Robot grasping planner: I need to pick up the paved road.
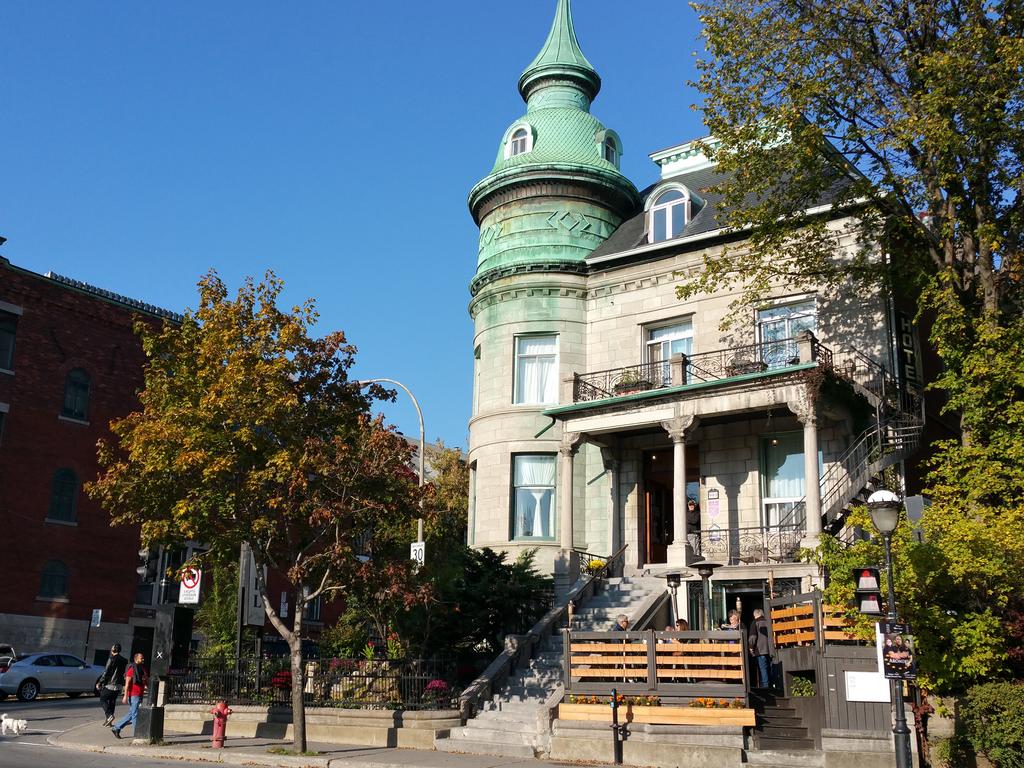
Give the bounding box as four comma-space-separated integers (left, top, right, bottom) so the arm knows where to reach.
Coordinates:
0, 696, 221, 768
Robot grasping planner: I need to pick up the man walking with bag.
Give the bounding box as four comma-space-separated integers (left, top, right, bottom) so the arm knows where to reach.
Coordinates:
95, 643, 128, 727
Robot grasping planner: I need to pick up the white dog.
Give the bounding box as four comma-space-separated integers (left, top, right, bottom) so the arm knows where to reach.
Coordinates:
1, 713, 28, 736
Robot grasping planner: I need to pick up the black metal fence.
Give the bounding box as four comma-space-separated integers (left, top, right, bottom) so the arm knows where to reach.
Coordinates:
166, 657, 459, 710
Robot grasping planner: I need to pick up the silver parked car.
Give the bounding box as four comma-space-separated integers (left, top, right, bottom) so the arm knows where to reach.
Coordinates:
0, 652, 105, 701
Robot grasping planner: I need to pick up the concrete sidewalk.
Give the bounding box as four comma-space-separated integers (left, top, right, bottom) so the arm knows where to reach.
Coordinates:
50, 722, 592, 768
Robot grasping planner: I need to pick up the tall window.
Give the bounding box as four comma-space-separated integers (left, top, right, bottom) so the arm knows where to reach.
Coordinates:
602, 136, 619, 165
761, 434, 806, 529
757, 299, 816, 368
62, 368, 90, 420
646, 321, 693, 384
514, 335, 558, 405
512, 454, 556, 540
39, 560, 69, 599
509, 128, 529, 156
0, 312, 16, 371
648, 189, 688, 242
48, 469, 78, 523
473, 345, 482, 415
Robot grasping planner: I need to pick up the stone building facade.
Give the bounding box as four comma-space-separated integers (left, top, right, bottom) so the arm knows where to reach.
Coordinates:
466, 0, 927, 628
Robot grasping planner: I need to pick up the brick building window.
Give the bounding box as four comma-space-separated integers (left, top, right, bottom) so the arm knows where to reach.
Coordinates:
39, 560, 69, 599
0, 312, 16, 371
62, 368, 91, 420
48, 469, 78, 523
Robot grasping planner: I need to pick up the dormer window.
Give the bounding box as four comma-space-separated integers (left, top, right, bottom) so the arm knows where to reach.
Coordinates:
595, 129, 622, 168
510, 129, 529, 156
602, 137, 618, 165
647, 186, 696, 243
503, 123, 535, 159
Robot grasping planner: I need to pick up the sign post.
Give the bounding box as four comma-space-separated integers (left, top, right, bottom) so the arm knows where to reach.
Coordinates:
178, 568, 202, 605
410, 541, 425, 568
84, 608, 102, 661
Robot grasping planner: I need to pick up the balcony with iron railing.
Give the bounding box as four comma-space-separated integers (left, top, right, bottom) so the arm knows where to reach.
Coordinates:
572, 335, 832, 403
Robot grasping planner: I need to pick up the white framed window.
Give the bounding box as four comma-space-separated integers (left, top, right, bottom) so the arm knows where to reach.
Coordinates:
602, 136, 619, 165
647, 188, 691, 242
0, 311, 17, 371
761, 433, 806, 529
646, 320, 693, 384
512, 454, 556, 540
504, 123, 534, 159
514, 335, 558, 405
757, 298, 816, 368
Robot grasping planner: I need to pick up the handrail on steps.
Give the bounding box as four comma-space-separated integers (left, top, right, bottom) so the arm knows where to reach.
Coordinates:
457, 544, 628, 720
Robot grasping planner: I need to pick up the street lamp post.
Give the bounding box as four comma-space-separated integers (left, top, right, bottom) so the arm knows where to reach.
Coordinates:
867, 489, 913, 768
694, 561, 722, 631
356, 377, 426, 538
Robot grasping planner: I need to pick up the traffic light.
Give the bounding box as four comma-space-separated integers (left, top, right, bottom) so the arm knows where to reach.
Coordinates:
137, 547, 158, 582
853, 567, 883, 615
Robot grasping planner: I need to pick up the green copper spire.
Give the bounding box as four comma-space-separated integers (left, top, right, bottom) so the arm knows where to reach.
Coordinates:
518, 0, 600, 105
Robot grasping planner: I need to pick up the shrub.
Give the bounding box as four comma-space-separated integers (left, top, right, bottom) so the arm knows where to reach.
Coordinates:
959, 681, 1024, 768
790, 674, 816, 697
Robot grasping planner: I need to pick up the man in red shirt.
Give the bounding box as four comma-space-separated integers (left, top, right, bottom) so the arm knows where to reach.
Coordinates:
111, 652, 148, 739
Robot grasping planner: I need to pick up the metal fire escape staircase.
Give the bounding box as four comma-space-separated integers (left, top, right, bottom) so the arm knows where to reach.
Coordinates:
789, 348, 926, 540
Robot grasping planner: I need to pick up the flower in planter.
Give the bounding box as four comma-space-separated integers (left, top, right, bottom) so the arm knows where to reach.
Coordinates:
422, 679, 451, 710
271, 670, 292, 691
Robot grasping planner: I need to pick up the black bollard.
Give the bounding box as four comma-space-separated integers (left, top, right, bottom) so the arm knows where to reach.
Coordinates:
610, 687, 625, 765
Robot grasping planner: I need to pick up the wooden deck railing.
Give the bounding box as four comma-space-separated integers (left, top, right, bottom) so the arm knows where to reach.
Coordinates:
771, 591, 859, 649
564, 629, 748, 699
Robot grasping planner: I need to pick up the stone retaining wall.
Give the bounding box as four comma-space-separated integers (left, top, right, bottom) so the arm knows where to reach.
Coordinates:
163, 704, 462, 749
550, 719, 746, 768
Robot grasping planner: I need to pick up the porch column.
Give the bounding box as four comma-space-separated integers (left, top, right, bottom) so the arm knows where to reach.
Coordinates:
558, 432, 583, 549
600, 446, 621, 558
788, 396, 822, 543
662, 415, 697, 566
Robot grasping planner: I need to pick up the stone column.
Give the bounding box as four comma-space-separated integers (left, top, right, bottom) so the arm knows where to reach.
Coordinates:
788, 396, 822, 544
600, 446, 620, 558
662, 415, 697, 566
558, 432, 583, 549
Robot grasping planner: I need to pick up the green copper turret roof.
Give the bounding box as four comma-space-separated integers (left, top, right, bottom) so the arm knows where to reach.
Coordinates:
519, 0, 600, 102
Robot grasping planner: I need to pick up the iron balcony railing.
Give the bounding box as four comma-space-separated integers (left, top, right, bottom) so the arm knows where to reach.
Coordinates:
573, 337, 832, 403
693, 524, 805, 566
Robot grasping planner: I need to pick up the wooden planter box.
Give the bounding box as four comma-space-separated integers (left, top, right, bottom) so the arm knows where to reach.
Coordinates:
558, 702, 755, 727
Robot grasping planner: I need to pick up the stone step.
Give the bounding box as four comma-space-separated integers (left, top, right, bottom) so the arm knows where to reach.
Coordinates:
497, 687, 558, 702
449, 726, 536, 746
469, 709, 540, 726
757, 716, 802, 728
436, 736, 537, 759
759, 725, 810, 739
752, 735, 816, 751
744, 747, 824, 766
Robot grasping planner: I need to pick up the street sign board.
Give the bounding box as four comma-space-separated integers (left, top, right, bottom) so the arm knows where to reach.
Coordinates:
410, 541, 425, 566
90, 608, 102, 628
178, 568, 202, 605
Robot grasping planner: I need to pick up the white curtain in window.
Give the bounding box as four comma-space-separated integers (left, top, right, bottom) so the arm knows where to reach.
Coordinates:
514, 455, 555, 538
763, 433, 805, 499
516, 336, 557, 404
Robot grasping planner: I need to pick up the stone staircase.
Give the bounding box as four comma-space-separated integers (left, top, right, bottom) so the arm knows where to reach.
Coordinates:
751, 694, 815, 752
435, 575, 667, 758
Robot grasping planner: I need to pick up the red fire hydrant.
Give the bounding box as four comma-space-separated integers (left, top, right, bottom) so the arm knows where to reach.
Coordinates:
210, 699, 233, 748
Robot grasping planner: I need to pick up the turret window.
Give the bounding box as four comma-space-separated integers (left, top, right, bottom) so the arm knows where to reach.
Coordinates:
510, 129, 529, 156
503, 123, 535, 159
602, 136, 618, 165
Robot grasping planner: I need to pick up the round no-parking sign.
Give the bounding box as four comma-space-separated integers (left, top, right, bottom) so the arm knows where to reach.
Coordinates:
178, 568, 202, 604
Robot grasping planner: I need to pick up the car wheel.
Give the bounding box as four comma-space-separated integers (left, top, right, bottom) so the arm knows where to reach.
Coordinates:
17, 679, 39, 702
66, 691, 82, 698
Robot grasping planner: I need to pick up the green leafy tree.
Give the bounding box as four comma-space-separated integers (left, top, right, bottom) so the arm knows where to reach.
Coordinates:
692, 0, 1024, 692
88, 271, 422, 751
193, 556, 239, 661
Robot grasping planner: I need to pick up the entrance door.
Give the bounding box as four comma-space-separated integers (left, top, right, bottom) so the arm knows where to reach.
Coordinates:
642, 446, 700, 565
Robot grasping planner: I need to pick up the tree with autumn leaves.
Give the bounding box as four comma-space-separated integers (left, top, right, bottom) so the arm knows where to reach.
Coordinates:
88, 271, 422, 752
690, 0, 1023, 694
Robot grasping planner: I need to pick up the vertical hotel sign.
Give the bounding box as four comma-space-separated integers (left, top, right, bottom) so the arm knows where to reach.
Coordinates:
895, 312, 923, 389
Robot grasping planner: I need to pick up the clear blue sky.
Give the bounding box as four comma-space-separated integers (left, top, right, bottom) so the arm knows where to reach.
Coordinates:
1, 1, 705, 449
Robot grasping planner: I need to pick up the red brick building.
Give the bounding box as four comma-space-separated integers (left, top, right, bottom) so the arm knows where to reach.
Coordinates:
0, 255, 181, 664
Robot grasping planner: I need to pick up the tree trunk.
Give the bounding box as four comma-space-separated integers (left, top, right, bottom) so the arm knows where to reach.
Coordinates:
290, 588, 306, 753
